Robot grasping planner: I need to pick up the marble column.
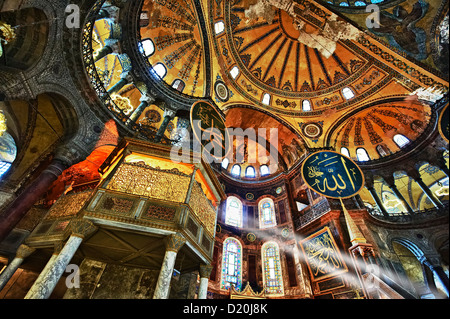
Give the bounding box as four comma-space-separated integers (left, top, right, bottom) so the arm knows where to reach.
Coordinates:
421, 257, 449, 297
25, 219, 97, 299
407, 169, 443, 209
107, 72, 132, 95
198, 264, 213, 299
384, 176, 414, 214
0, 160, 68, 243
0, 245, 35, 291
127, 93, 155, 124
365, 178, 389, 217
153, 233, 186, 299
154, 108, 177, 143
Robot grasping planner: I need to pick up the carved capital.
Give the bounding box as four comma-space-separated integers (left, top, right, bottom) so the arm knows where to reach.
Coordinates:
165, 233, 186, 253
68, 218, 97, 239
15, 244, 35, 259
199, 264, 213, 279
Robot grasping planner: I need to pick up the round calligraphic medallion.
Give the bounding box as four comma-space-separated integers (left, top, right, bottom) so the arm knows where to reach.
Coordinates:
438, 103, 449, 143
214, 81, 230, 102
246, 193, 254, 200
302, 122, 322, 139
247, 233, 256, 242
301, 151, 365, 199
190, 100, 230, 160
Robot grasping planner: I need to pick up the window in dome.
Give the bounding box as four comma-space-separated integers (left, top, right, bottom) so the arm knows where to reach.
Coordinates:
340, 147, 350, 157
221, 158, 230, 169
0, 162, 11, 179
221, 238, 242, 290
230, 66, 240, 79
171, 79, 185, 92
260, 165, 270, 176
354, 1, 366, 5
262, 242, 284, 296
376, 144, 390, 157
0, 132, 17, 180
231, 164, 241, 176
342, 87, 355, 100
262, 93, 271, 105
302, 100, 312, 111
245, 166, 256, 178
214, 21, 225, 35
339, 2, 350, 6
356, 147, 370, 162
140, 39, 155, 57
259, 198, 277, 229
393, 134, 410, 148
370, 0, 384, 3
152, 63, 167, 79
225, 196, 243, 228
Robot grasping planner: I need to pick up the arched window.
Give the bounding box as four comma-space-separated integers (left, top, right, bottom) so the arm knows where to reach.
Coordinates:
302, 100, 312, 111
225, 196, 243, 227
221, 158, 230, 169
0, 132, 17, 180
260, 165, 270, 176
339, 2, 349, 6
214, 21, 225, 35
340, 147, 350, 157
221, 237, 242, 290
153, 63, 167, 79
230, 66, 240, 79
140, 38, 155, 57
231, 164, 241, 176
262, 93, 271, 105
261, 242, 284, 296
356, 147, 370, 161
259, 198, 277, 228
171, 79, 185, 92
354, 1, 366, 5
376, 145, 390, 157
393, 134, 410, 148
245, 166, 256, 178
342, 87, 355, 100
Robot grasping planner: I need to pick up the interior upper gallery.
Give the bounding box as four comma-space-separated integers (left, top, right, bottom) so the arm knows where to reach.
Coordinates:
0, 0, 448, 300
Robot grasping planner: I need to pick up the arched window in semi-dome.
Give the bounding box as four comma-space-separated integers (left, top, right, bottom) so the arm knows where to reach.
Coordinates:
262, 93, 271, 105
140, 38, 155, 57
221, 158, 230, 169
171, 79, 185, 92
259, 198, 277, 229
245, 166, 256, 178
356, 147, 370, 162
214, 21, 225, 35
231, 164, 241, 176
261, 241, 284, 296
342, 87, 355, 100
225, 196, 243, 228
0, 131, 17, 180
376, 144, 390, 157
152, 62, 167, 79
260, 164, 270, 176
302, 100, 312, 111
230, 66, 240, 79
221, 237, 242, 290
340, 147, 350, 157
393, 134, 410, 148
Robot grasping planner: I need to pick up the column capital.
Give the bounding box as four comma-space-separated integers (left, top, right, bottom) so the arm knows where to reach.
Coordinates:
165, 233, 186, 253
139, 93, 156, 104
163, 108, 177, 119
15, 244, 35, 259
199, 264, 213, 279
67, 218, 97, 240
405, 168, 422, 181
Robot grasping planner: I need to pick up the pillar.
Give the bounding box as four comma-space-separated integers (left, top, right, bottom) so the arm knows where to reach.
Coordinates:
154, 108, 177, 143
153, 233, 186, 299
127, 93, 155, 124
198, 264, 213, 299
0, 245, 35, 291
25, 219, 97, 299
0, 160, 68, 243
365, 178, 389, 217
407, 169, 443, 209
107, 72, 132, 95
421, 257, 449, 297
384, 176, 414, 214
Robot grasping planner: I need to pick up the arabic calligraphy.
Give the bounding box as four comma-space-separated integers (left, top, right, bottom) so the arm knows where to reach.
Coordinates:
301, 227, 347, 281
301, 151, 364, 199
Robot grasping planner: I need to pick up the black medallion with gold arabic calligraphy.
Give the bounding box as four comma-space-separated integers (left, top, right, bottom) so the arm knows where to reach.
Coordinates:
301, 151, 365, 199
190, 100, 229, 160
438, 103, 449, 143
